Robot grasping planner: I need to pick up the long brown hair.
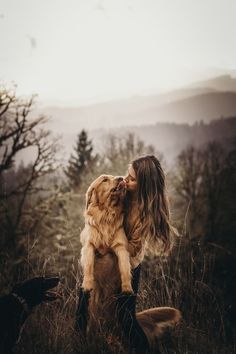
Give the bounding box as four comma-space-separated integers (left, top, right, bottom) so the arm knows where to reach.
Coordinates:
130, 155, 178, 252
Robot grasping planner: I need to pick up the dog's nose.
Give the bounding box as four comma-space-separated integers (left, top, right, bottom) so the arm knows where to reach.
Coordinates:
116, 176, 124, 182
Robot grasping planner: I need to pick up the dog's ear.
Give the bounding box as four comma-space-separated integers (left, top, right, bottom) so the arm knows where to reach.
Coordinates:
86, 187, 97, 209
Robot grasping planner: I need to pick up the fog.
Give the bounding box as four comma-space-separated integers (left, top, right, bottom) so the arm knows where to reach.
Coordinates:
1, 0, 236, 104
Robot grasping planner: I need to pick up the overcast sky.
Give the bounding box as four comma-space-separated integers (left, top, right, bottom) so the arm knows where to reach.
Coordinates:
0, 0, 236, 104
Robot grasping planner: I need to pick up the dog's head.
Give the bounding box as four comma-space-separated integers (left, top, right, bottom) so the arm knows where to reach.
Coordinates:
12, 276, 60, 308
86, 174, 126, 210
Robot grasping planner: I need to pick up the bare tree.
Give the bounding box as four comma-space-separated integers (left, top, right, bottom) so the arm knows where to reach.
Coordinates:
173, 146, 204, 236
0, 86, 59, 248
173, 142, 234, 242
201, 142, 225, 241
102, 132, 157, 175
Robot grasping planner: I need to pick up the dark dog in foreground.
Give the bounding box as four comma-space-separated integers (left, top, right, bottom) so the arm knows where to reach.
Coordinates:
0, 276, 60, 354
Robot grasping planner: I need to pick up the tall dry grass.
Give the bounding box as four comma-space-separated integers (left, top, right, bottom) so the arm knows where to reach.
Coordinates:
0, 236, 232, 354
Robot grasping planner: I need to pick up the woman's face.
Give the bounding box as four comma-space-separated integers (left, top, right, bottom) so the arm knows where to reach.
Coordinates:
124, 165, 138, 192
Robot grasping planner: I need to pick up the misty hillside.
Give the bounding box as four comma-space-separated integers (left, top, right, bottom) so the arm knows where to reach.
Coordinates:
149, 91, 236, 125
40, 76, 236, 132
42, 87, 213, 132
61, 117, 236, 165
189, 74, 236, 92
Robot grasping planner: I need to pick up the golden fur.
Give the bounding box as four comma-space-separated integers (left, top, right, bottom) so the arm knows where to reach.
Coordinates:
80, 174, 133, 293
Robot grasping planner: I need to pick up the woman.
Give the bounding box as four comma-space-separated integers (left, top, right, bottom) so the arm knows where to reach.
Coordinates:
76, 155, 178, 352
124, 154, 176, 265
118, 155, 178, 352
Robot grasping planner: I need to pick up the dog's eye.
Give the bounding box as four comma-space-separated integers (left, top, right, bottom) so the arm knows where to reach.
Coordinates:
102, 178, 108, 183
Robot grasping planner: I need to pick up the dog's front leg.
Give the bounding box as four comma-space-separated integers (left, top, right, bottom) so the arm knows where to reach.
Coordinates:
112, 243, 133, 294
81, 242, 95, 292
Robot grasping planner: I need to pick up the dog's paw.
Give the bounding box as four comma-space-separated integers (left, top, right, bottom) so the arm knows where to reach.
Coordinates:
82, 278, 94, 292
121, 284, 133, 294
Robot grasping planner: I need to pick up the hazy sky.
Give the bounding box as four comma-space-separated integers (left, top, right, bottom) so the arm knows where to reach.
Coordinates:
0, 0, 236, 104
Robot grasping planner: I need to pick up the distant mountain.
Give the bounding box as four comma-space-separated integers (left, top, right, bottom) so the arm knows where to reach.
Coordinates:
17, 75, 236, 166
42, 90, 236, 134
32, 75, 236, 165
38, 75, 236, 133
189, 75, 236, 92
147, 91, 236, 124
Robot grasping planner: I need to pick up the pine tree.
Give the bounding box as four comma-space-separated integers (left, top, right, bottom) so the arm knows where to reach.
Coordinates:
65, 130, 97, 189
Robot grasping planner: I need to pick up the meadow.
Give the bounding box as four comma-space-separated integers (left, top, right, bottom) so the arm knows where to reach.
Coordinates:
0, 90, 236, 353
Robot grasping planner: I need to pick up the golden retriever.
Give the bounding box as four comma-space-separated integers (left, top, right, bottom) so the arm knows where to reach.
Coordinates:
80, 174, 133, 293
